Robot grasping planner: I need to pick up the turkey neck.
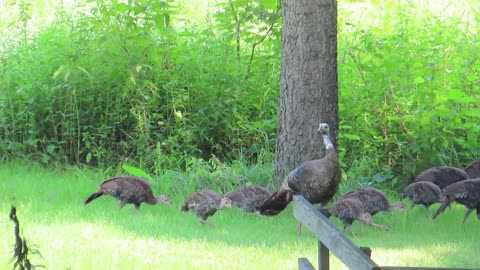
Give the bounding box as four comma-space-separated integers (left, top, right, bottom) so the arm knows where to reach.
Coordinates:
144, 191, 158, 205
322, 132, 333, 148
322, 134, 337, 159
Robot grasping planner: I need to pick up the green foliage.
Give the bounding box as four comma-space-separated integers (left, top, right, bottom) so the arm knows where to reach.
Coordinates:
0, 0, 479, 190
0, 0, 280, 170
337, 0, 480, 188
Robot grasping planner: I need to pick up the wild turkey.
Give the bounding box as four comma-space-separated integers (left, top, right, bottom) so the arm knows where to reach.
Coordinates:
84, 175, 171, 212
464, 160, 480, 179
225, 186, 272, 213
340, 187, 406, 216
415, 166, 469, 190
433, 178, 480, 222
181, 189, 232, 227
329, 198, 390, 236
257, 123, 341, 235
403, 181, 443, 209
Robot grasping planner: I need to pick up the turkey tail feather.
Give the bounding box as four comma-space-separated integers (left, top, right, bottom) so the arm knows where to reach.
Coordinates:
84, 191, 104, 205
257, 189, 291, 216
433, 196, 455, 219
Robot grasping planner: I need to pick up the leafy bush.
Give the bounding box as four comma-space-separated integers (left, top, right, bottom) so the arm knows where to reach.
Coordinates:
0, 0, 280, 169
0, 0, 478, 190
337, 1, 479, 189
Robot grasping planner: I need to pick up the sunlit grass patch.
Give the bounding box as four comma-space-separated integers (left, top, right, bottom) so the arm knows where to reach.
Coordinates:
1, 162, 479, 269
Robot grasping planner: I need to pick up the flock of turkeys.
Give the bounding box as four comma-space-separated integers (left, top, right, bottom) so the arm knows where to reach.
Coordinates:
83, 123, 480, 234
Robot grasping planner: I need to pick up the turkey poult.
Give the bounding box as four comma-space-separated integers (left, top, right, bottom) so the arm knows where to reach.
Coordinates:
329, 198, 390, 236
225, 186, 272, 213
464, 160, 480, 179
84, 176, 172, 212
403, 181, 443, 209
415, 166, 469, 190
257, 123, 341, 235
181, 189, 233, 227
340, 187, 406, 216
433, 179, 480, 223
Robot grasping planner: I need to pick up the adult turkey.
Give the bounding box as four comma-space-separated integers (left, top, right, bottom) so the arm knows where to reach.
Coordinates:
257, 123, 341, 235
340, 187, 406, 216
403, 181, 443, 209
181, 189, 232, 227
225, 186, 272, 213
415, 166, 469, 190
329, 198, 390, 236
464, 160, 480, 179
433, 178, 480, 223
84, 175, 171, 212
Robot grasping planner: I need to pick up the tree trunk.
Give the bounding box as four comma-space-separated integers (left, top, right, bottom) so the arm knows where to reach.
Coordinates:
274, 0, 338, 186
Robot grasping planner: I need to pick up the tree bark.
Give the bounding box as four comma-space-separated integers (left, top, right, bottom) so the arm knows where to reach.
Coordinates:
274, 0, 338, 186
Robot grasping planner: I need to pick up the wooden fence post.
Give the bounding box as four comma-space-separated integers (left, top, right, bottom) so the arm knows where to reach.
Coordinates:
293, 195, 380, 270
318, 241, 329, 270
293, 195, 478, 270
299, 257, 316, 270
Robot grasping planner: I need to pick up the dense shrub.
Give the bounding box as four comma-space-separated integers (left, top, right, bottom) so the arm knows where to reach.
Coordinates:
0, 0, 280, 170
0, 0, 478, 189
337, 1, 479, 188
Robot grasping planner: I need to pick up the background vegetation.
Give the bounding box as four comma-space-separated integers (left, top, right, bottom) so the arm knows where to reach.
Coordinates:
0, 0, 479, 186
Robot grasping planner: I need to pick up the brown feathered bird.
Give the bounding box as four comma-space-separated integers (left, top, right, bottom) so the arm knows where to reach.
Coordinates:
403, 181, 443, 210
415, 166, 469, 190
329, 198, 390, 236
225, 186, 271, 213
464, 160, 480, 179
257, 123, 341, 235
181, 189, 232, 227
84, 176, 171, 212
340, 187, 406, 216
433, 178, 480, 222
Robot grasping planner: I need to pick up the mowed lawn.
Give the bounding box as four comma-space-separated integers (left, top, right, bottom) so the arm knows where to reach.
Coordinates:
1, 163, 479, 269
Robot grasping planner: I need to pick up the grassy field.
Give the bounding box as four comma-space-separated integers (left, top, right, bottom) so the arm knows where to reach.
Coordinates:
1, 163, 479, 270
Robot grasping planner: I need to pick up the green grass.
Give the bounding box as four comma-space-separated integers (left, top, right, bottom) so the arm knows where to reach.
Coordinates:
1, 162, 479, 269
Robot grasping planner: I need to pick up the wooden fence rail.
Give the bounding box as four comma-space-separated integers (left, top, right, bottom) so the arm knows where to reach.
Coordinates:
292, 195, 476, 270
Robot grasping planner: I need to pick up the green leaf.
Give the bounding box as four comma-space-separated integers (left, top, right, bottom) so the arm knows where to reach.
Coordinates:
46, 145, 56, 154
115, 3, 130, 13
52, 65, 64, 79
413, 76, 425, 84
154, 14, 165, 31
343, 134, 361, 140
122, 164, 153, 182
174, 110, 183, 121
262, 0, 277, 9
76, 65, 91, 78
372, 173, 388, 183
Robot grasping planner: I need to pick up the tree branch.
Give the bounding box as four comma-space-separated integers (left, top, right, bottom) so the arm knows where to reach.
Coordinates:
245, 15, 279, 80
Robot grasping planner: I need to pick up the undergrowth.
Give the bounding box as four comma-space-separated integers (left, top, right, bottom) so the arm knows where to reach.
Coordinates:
0, 0, 479, 190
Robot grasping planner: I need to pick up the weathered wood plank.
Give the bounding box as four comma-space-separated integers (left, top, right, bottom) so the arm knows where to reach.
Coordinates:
293, 195, 379, 270
298, 257, 316, 270
380, 267, 478, 270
